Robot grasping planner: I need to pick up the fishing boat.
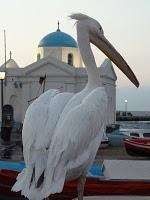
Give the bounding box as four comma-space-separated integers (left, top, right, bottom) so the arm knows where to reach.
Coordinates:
0, 160, 25, 172
122, 129, 150, 139
0, 169, 150, 199
107, 129, 150, 147
1, 160, 150, 199
99, 133, 109, 148
124, 138, 150, 157
107, 132, 128, 146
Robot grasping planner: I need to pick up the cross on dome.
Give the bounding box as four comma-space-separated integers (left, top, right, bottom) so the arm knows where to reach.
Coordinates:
57, 21, 60, 32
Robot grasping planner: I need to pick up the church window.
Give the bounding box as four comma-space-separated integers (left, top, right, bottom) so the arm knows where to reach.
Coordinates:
68, 53, 73, 66
37, 53, 41, 60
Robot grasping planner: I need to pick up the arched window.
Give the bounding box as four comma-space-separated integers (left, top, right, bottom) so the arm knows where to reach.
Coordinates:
68, 53, 73, 66
37, 53, 41, 61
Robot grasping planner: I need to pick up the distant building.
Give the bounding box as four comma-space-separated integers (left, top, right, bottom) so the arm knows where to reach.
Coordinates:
116, 110, 150, 121
0, 25, 117, 125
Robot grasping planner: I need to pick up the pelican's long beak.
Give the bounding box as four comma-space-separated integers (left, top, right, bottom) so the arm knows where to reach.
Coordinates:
90, 34, 139, 87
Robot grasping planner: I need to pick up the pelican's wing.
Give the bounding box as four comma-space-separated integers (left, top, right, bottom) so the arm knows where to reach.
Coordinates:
22, 90, 74, 160
22, 89, 60, 157
12, 89, 74, 198
41, 87, 108, 197
12, 89, 60, 194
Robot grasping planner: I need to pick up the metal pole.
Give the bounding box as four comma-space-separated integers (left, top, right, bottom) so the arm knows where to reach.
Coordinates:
4, 30, 7, 86
1, 79, 4, 130
1, 79, 3, 112
125, 100, 128, 116
0, 73, 5, 141
4, 30, 6, 73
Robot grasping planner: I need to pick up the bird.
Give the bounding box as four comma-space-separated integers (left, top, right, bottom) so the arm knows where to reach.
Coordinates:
12, 13, 139, 200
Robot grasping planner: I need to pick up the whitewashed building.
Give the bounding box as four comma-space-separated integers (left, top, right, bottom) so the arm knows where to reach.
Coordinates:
0, 26, 117, 125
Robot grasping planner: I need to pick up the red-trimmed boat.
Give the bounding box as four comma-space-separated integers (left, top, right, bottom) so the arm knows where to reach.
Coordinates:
1, 169, 150, 199
124, 138, 150, 157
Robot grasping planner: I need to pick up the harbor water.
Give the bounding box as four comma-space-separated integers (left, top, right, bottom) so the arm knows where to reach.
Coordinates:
118, 121, 150, 130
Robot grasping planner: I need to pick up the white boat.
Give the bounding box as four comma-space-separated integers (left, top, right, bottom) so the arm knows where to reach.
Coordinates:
120, 129, 150, 139
99, 132, 109, 148
107, 129, 150, 146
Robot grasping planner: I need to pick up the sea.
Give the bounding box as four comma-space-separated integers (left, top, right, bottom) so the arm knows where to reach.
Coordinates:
118, 121, 150, 130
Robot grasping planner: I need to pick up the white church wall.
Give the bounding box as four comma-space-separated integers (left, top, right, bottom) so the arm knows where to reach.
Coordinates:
34, 47, 62, 62
9, 95, 22, 122
34, 47, 44, 61
2, 77, 23, 122
26, 63, 72, 77
21, 82, 31, 120
75, 78, 87, 92
1, 74, 116, 124
34, 47, 83, 68
43, 47, 62, 60
102, 83, 116, 124
0, 57, 116, 126
64, 81, 75, 93
61, 47, 82, 68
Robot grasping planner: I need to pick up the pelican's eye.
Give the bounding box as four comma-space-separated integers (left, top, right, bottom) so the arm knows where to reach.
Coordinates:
99, 26, 104, 34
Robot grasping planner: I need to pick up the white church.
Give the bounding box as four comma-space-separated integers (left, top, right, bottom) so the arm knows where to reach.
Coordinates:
0, 25, 117, 125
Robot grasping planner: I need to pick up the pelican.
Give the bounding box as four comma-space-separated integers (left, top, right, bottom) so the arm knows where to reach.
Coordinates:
12, 13, 139, 200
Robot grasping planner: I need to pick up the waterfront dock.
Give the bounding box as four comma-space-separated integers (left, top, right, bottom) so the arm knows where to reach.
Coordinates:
97, 145, 149, 161
0, 139, 148, 163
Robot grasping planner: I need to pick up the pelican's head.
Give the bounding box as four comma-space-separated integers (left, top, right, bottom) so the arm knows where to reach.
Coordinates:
69, 13, 139, 88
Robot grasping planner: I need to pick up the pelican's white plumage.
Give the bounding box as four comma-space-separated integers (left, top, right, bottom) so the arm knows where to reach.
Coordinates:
12, 13, 139, 200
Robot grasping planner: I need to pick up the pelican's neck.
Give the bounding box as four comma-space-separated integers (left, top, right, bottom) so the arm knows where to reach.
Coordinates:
77, 28, 101, 89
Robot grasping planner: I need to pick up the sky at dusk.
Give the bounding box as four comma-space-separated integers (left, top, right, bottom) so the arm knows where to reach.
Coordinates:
0, 0, 149, 111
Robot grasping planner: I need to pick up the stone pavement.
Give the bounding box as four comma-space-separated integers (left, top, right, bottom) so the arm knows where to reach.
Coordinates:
0, 139, 23, 162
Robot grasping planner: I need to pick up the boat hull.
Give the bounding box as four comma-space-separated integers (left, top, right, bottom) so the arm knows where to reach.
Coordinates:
124, 139, 150, 157
1, 170, 150, 199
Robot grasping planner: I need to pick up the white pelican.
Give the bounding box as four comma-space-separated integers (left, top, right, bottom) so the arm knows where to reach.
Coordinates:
12, 13, 139, 200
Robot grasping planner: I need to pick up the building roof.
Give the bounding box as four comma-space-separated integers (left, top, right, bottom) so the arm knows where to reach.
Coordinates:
38, 30, 78, 48
0, 59, 19, 69
99, 59, 117, 81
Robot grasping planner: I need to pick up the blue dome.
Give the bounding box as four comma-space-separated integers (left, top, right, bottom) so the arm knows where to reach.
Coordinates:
38, 30, 77, 48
